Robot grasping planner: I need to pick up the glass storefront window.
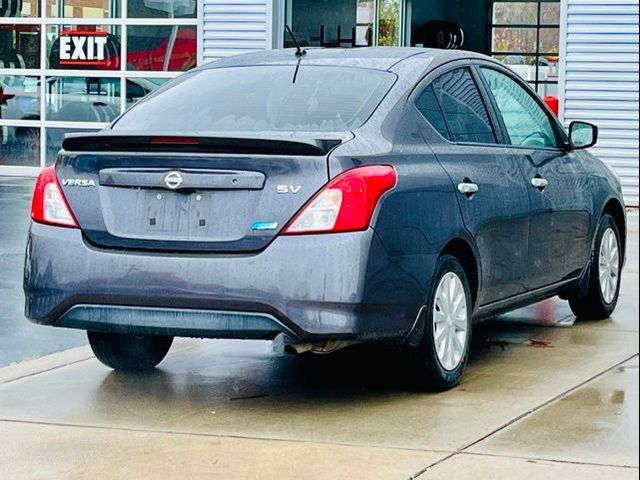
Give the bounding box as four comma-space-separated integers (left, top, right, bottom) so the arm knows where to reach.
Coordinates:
492, 2, 537, 24
0, 25, 41, 69
47, 25, 121, 70
536, 82, 558, 98
0, 125, 40, 166
46, 0, 120, 18
45, 76, 120, 122
0, 0, 40, 17
1, 0, 197, 168
539, 27, 559, 53
46, 127, 99, 164
494, 54, 538, 80
538, 55, 559, 83
285, 0, 386, 48
128, 0, 196, 19
356, 0, 374, 46
0, 75, 40, 120
377, 0, 401, 46
127, 25, 196, 71
495, 55, 559, 84
540, 3, 561, 24
492, 27, 537, 53
491, 1, 560, 95
126, 77, 168, 108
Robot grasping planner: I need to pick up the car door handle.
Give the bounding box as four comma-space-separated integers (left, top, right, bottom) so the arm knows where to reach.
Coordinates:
457, 181, 479, 197
531, 177, 549, 191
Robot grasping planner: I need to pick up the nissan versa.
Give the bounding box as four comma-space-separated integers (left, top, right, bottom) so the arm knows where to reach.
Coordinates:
24, 48, 626, 390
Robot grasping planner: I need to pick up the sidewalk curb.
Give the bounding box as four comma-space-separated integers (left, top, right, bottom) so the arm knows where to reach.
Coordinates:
0, 346, 94, 385
0, 338, 199, 385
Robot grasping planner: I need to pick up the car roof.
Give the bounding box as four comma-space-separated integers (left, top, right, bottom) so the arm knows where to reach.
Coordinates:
200, 47, 490, 72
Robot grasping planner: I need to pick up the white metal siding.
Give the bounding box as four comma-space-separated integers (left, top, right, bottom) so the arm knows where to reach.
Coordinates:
560, 0, 640, 206
201, 0, 272, 64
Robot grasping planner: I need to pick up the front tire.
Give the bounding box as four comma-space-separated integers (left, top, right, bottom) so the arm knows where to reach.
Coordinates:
409, 255, 472, 391
569, 214, 622, 320
87, 332, 173, 372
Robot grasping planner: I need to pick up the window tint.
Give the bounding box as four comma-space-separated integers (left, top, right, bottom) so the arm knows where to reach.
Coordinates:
481, 68, 557, 148
431, 68, 496, 144
416, 85, 450, 140
113, 66, 395, 133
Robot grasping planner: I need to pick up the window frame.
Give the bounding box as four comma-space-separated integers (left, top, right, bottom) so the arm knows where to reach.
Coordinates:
410, 62, 507, 148
474, 62, 569, 152
0, 0, 200, 173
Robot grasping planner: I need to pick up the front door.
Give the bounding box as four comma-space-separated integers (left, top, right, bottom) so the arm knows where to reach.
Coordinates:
479, 66, 593, 290
414, 66, 531, 306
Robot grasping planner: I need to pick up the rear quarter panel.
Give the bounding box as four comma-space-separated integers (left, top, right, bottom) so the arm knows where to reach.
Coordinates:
327, 97, 469, 330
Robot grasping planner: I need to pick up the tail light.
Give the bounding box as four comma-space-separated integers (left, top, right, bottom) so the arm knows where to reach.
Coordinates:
283, 165, 396, 235
31, 167, 78, 228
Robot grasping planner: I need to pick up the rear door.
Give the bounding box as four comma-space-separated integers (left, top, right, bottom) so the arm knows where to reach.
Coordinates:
414, 66, 531, 306
478, 66, 593, 289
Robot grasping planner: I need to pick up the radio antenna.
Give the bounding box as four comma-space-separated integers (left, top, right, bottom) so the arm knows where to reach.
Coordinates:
286, 25, 307, 58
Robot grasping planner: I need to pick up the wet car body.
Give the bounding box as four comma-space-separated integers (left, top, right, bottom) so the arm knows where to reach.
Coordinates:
24, 47, 626, 386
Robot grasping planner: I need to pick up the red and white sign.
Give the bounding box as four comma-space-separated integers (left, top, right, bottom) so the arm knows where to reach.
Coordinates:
59, 30, 109, 66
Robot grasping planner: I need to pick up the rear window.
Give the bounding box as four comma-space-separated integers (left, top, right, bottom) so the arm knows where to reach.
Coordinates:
113, 66, 396, 133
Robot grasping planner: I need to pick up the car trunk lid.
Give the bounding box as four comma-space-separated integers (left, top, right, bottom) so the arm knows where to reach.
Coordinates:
56, 132, 348, 252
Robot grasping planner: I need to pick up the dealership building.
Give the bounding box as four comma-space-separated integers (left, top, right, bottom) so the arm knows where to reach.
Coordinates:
1, 0, 638, 205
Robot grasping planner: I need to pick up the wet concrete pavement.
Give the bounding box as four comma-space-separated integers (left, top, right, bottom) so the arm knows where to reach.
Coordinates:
0, 177, 638, 478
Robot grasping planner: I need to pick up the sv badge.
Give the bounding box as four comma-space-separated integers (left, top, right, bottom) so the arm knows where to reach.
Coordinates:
276, 185, 302, 194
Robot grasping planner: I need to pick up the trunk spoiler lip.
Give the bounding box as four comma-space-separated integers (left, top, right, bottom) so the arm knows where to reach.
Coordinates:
61, 130, 354, 157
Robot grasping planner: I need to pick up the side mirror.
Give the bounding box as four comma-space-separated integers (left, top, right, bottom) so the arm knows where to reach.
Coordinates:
569, 121, 598, 150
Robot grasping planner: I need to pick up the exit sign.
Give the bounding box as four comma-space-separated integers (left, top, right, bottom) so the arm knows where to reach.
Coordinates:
59, 30, 109, 66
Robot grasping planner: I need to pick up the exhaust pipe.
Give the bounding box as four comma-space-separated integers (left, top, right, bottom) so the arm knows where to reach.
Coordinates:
283, 340, 358, 355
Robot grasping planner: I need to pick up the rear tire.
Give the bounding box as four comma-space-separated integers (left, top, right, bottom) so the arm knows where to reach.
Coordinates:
408, 255, 472, 391
87, 332, 173, 371
568, 214, 622, 320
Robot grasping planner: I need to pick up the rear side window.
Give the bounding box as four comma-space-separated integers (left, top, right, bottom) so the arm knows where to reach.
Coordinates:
416, 85, 451, 140
480, 68, 558, 149
429, 68, 497, 144
113, 66, 396, 133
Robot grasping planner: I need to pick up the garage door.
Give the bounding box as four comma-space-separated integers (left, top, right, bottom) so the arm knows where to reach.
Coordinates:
560, 0, 639, 206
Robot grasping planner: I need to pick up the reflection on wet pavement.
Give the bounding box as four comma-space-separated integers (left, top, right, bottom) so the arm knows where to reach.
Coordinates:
0, 178, 86, 367
471, 356, 639, 468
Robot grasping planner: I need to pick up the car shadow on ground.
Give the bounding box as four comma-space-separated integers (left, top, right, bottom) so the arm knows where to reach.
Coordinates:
92, 317, 571, 406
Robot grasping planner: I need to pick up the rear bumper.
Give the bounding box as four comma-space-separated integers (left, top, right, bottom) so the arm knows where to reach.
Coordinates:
24, 223, 432, 341
57, 305, 296, 340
